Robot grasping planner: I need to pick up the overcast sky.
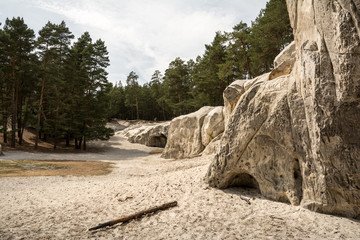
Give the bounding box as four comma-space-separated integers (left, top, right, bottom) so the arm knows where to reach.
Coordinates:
0, 0, 268, 85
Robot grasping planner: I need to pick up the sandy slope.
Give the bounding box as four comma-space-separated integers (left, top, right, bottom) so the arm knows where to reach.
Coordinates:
0, 132, 359, 239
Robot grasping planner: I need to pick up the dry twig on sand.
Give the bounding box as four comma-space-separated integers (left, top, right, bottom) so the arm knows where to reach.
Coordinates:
240, 196, 251, 205
88, 201, 178, 231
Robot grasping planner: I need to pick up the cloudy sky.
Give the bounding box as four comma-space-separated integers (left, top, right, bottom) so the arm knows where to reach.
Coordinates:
0, 0, 268, 85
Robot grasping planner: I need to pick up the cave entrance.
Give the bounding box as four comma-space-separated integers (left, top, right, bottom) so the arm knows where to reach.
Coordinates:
149, 134, 167, 148
229, 173, 260, 190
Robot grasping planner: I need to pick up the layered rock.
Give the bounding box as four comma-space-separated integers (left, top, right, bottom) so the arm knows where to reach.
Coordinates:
201, 106, 224, 146
207, 0, 360, 219
269, 41, 296, 80
161, 106, 224, 159
223, 73, 269, 127
122, 122, 170, 148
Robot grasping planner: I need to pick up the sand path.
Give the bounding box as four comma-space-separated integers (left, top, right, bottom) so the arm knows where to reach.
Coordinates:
0, 132, 359, 239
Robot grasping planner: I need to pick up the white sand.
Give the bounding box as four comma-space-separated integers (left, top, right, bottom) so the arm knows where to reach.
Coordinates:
1, 132, 359, 239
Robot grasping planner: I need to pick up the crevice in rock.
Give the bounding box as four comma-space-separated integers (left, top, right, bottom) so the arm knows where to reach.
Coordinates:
346, 0, 360, 39
149, 134, 167, 148
228, 172, 260, 191
278, 194, 291, 204
293, 158, 303, 203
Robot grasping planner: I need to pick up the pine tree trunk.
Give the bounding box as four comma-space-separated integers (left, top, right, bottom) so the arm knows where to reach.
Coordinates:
135, 95, 139, 119
17, 96, 23, 145
83, 136, 86, 150
66, 132, 70, 147
78, 137, 83, 149
35, 76, 46, 149
1, 88, 8, 143
21, 97, 29, 144
53, 102, 59, 150
11, 58, 17, 148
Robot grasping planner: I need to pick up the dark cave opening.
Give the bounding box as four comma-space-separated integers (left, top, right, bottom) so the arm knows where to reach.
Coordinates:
229, 173, 260, 190
149, 134, 167, 148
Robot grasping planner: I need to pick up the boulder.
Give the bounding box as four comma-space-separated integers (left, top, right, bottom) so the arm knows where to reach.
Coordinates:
269, 41, 296, 80
122, 122, 169, 148
207, 75, 301, 205
161, 106, 215, 159
202, 134, 222, 156
207, 0, 360, 219
223, 73, 269, 127
201, 106, 224, 147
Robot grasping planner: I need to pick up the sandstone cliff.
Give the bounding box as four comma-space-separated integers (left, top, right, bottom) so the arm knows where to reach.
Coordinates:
206, 0, 360, 219
161, 106, 224, 159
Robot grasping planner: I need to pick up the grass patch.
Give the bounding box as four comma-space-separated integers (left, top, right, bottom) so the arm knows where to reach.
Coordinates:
0, 160, 114, 177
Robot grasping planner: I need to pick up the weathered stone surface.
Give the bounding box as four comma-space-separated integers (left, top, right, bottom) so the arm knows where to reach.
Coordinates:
207, 75, 302, 205
269, 41, 296, 80
201, 106, 224, 147
0, 144, 3, 156
161, 106, 215, 159
286, 0, 360, 218
207, 0, 360, 219
122, 122, 169, 148
202, 134, 222, 155
223, 73, 269, 127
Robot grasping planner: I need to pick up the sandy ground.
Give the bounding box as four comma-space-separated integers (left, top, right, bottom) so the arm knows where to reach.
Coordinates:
0, 132, 359, 239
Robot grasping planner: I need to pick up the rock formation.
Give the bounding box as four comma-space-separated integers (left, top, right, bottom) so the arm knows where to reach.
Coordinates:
201, 106, 224, 147
207, 0, 360, 219
162, 106, 224, 159
0, 143, 3, 156
269, 41, 295, 80
122, 122, 170, 148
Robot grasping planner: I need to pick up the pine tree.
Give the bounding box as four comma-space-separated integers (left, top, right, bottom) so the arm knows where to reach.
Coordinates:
35, 21, 74, 149
125, 71, 140, 119
248, 0, 293, 76
2, 17, 35, 148
163, 57, 192, 116
70, 33, 112, 150
191, 32, 227, 107
219, 22, 251, 80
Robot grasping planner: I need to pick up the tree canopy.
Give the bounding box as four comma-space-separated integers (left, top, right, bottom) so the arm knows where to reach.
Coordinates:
0, 18, 113, 150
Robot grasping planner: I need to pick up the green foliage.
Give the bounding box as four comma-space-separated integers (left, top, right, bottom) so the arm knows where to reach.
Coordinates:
248, 0, 293, 77
162, 57, 194, 116
191, 32, 227, 107
0, 19, 113, 150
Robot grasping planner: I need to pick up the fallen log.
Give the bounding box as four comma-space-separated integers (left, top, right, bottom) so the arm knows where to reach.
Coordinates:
88, 201, 178, 231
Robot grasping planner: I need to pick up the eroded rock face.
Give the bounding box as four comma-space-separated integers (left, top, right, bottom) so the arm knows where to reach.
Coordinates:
207, 75, 302, 205
269, 41, 296, 80
122, 122, 170, 148
223, 73, 270, 127
201, 106, 224, 147
207, 0, 360, 218
287, 0, 360, 217
161, 106, 216, 159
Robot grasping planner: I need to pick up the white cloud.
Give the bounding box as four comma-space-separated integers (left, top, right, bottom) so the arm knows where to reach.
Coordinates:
16, 0, 268, 84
